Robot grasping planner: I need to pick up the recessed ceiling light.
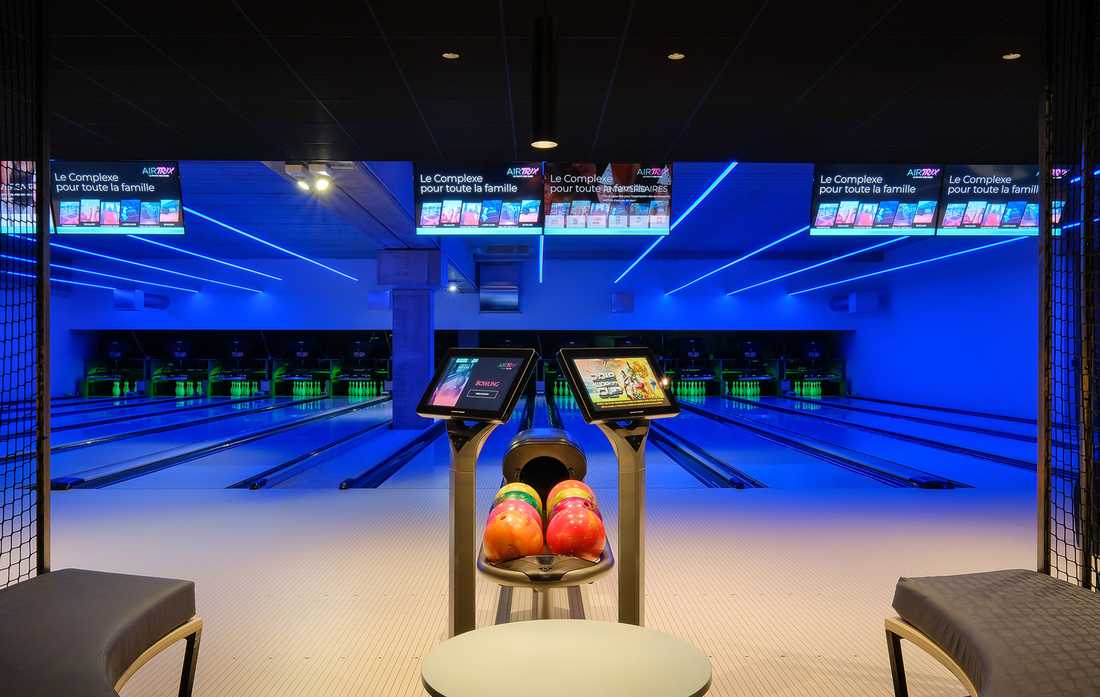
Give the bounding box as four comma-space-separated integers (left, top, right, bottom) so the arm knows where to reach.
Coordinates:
1002, 52, 1022, 60
295, 179, 310, 192
442, 52, 460, 60
667, 52, 686, 61
531, 139, 558, 149
447, 282, 459, 293
314, 177, 331, 192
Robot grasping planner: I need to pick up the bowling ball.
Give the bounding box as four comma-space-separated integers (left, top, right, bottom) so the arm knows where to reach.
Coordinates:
547, 479, 594, 508
547, 485, 595, 514
545, 506, 605, 562
483, 500, 544, 563
494, 482, 543, 517
548, 496, 601, 525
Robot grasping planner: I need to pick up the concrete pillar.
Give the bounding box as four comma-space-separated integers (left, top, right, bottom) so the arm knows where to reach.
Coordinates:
378, 250, 440, 429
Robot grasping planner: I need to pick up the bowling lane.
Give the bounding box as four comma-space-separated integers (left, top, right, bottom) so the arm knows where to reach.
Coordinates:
111, 401, 394, 489
50, 396, 267, 430
270, 419, 429, 489
699, 397, 1033, 489
662, 409, 884, 488
793, 395, 1035, 440
556, 405, 704, 489
52, 396, 304, 447
50, 397, 350, 478
753, 396, 1035, 462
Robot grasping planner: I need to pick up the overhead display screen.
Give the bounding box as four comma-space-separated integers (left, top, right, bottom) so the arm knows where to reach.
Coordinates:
571, 356, 670, 411
809, 165, 942, 236
1, 160, 36, 236
414, 163, 543, 236
427, 355, 528, 411
936, 165, 1050, 236
50, 161, 184, 235
544, 163, 672, 236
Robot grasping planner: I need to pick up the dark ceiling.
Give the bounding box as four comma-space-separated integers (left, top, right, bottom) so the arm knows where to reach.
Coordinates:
49, 0, 1040, 164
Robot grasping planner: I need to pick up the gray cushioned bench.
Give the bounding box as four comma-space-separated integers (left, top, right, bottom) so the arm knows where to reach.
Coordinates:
886, 568, 1100, 697
0, 568, 201, 697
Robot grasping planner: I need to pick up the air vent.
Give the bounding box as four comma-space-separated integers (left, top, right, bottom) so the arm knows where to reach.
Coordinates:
484, 244, 530, 256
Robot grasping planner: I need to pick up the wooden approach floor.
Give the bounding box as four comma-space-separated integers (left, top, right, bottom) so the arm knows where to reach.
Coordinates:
52, 485, 1034, 697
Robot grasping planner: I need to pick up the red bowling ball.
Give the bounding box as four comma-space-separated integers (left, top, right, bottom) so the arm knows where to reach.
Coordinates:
547, 495, 602, 525
545, 505, 605, 562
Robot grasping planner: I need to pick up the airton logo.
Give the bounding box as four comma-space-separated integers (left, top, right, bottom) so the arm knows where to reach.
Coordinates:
637, 167, 669, 177
498, 361, 519, 369
506, 166, 540, 178
1052, 168, 1070, 179
142, 165, 176, 178
906, 167, 941, 179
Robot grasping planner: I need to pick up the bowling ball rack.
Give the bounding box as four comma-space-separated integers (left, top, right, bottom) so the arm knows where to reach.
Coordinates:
478, 543, 614, 621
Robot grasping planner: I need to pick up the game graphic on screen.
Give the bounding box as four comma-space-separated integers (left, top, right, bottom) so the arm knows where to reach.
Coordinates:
427, 355, 527, 412
0, 160, 36, 235
937, 165, 1041, 236
571, 357, 670, 412
544, 162, 672, 236
414, 163, 543, 235
810, 165, 941, 236
51, 161, 185, 235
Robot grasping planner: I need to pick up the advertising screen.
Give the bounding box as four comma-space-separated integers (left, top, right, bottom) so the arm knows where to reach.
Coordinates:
938, 165, 1067, 236
50, 161, 184, 235
415, 163, 543, 235
1, 160, 36, 236
809, 165, 942, 236
571, 356, 670, 411
544, 163, 672, 235
427, 355, 528, 412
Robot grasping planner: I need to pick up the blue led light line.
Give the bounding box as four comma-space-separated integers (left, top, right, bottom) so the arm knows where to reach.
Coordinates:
789, 236, 1028, 296
665, 225, 809, 295
127, 236, 282, 280
728, 237, 908, 295
538, 236, 545, 283
5, 270, 116, 291
184, 207, 358, 281
614, 161, 739, 284
51, 242, 261, 293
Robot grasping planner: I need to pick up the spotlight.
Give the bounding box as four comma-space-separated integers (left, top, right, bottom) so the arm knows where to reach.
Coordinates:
1002, 52, 1021, 60
442, 51, 460, 60
447, 282, 459, 293
667, 52, 685, 61
531, 15, 559, 150
314, 177, 331, 192
296, 179, 310, 192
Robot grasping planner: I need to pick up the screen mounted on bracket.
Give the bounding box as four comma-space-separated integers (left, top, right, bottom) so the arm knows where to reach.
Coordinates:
557, 347, 679, 423
417, 348, 537, 423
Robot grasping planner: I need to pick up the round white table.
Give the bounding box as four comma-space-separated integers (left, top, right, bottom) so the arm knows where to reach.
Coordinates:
422, 620, 712, 697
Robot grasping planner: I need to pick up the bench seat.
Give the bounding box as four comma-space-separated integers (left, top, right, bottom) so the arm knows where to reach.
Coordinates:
0, 568, 200, 697
889, 568, 1100, 696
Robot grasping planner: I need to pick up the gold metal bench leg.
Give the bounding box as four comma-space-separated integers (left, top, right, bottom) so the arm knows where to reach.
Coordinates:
886, 627, 909, 697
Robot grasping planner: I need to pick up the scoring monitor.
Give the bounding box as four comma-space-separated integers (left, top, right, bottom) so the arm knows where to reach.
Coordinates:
417, 348, 536, 422
557, 347, 679, 423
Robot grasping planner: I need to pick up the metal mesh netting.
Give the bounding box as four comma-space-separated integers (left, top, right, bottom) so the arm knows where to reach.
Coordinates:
0, 0, 44, 587
1040, 0, 1100, 588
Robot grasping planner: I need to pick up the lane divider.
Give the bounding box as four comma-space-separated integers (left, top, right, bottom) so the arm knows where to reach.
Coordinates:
339, 421, 445, 489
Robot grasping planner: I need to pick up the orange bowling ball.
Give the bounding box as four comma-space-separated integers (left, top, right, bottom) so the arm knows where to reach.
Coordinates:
546, 480, 596, 511
483, 499, 544, 563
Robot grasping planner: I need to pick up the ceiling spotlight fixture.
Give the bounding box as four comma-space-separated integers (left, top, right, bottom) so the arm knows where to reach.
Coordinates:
442, 51, 460, 60
1002, 52, 1022, 60
295, 179, 310, 192
447, 282, 459, 293
667, 51, 685, 61
530, 14, 559, 150
313, 177, 331, 192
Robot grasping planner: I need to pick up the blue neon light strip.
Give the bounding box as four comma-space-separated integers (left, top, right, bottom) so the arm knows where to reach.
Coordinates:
614, 161, 739, 284
789, 236, 1028, 296
51, 242, 261, 293
6, 270, 116, 291
127, 236, 282, 280
184, 207, 358, 281
53, 264, 198, 293
538, 236, 545, 283
728, 237, 908, 295
665, 225, 809, 295
1, 253, 198, 293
